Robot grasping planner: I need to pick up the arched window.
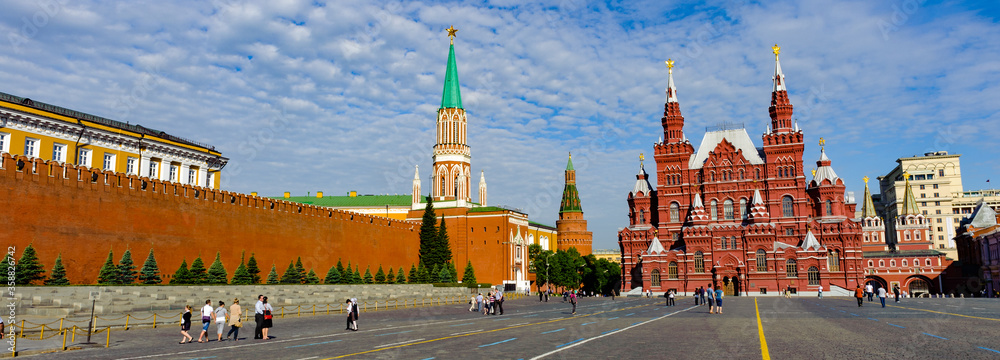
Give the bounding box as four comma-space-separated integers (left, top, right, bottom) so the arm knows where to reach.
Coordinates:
868, 260, 874, 267
740, 198, 748, 220
651, 269, 660, 286
711, 172, 716, 182
785, 259, 797, 277
710, 200, 718, 220
902, 259, 908, 267
739, 169, 745, 180
668, 262, 678, 279
828, 250, 840, 272
864, 234, 869, 243
670, 202, 680, 223
724, 199, 734, 220
731, 237, 738, 249
879, 260, 885, 267
721, 237, 728, 250
639, 210, 645, 224
915, 232, 921, 240
694, 252, 704, 273
440, 175, 446, 196
925, 259, 932, 266
756, 249, 767, 272
807, 266, 819, 285
890, 260, 896, 267
756, 168, 761, 179
825, 200, 833, 216
782, 196, 794, 217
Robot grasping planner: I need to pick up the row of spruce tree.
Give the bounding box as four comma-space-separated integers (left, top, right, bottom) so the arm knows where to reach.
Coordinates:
5, 197, 474, 286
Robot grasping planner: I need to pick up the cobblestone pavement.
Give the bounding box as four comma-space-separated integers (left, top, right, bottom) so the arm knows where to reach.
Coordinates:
21, 296, 1000, 359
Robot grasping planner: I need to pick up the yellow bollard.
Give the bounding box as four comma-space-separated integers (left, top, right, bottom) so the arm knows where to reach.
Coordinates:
375, 301, 378, 312
125, 314, 130, 330
11, 335, 15, 358
72, 325, 77, 342
40, 324, 44, 340
59, 318, 64, 333
19, 320, 24, 338
312, 304, 316, 316
106, 328, 111, 348
153, 314, 157, 329
297, 305, 300, 317
62, 329, 67, 351
280, 307, 284, 319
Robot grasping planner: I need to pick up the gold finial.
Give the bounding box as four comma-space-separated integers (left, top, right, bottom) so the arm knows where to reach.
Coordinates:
863, 176, 870, 184
772, 44, 781, 60
811, 168, 817, 177
902, 171, 909, 182
640, 153, 644, 163
446, 26, 458, 44
666, 59, 674, 73
569, 151, 572, 160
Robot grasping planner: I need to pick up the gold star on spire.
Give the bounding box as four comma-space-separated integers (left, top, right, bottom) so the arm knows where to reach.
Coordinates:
666, 59, 674, 73
446, 26, 458, 44
772, 44, 781, 60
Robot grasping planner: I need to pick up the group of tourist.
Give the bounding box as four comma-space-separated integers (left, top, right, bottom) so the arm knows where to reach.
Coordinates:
180, 295, 273, 344
469, 288, 504, 315
345, 298, 359, 331
691, 285, 724, 314
854, 283, 903, 308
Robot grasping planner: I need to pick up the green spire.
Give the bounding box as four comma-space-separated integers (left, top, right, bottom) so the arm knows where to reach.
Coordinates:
560, 153, 581, 213
901, 173, 920, 216
566, 152, 574, 171
440, 43, 463, 109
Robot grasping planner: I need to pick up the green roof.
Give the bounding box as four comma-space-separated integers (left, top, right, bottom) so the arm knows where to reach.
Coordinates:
559, 183, 582, 213
528, 220, 556, 230
566, 155, 574, 171
440, 43, 463, 109
276, 195, 422, 207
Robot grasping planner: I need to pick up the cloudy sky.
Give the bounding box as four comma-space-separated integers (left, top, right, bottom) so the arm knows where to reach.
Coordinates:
1, 0, 998, 250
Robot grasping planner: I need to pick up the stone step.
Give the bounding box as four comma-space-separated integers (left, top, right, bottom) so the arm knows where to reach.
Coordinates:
23, 306, 73, 317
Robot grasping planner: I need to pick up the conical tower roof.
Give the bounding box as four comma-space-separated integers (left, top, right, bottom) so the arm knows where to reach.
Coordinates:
900, 174, 921, 216
861, 176, 878, 218
560, 153, 582, 213
440, 28, 463, 109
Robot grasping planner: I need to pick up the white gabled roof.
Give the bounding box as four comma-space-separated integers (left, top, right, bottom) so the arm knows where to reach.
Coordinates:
813, 149, 840, 185
631, 163, 653, 196
688, 129, 765, 169
646, 236, 666, 255
800, 230, 824, 251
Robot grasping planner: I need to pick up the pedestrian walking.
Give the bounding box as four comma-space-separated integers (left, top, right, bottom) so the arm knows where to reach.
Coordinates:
471, 295, 478, 311
714, 287, 724, 314
667, 290, 675, 306
818, 285, 823, 299
197, 300, 213, 343
893, 285, 901, 303
496, 289, 505, 315
214, 300, 228, 342
706, 285, 715, 314
569, 291, 577, 314
254, 294, 265, 339
475, 293, 483, 313
345, 299, 358, 331
784, 286, 791, 299
855, 285, 864, 307
227, 298, 242, 341
700, 287, 707, 305
261, 296, 274, 339
351, 298, 360, 330
865, 283, 874, 302
878, 287, 887, 308
694, 287, 700, 305
179, 305, 193, 344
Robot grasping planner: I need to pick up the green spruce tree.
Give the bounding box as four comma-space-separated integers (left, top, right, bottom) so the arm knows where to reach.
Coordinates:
396, 266, 406, 284
246, 253, 261, 284
418, 197, 439, 267
336, 259, 345, 279
462, 260, 477, 285
207, 252, 228, 284
437, 265, 452, 283
324, 265, 341, 284
305, 269, 320, 284
16, 244, 46, 285
374, 265, 386, 283
407, 264, 418, 284
230, 252, 252, 285
385, 267, 395, 284
117, 250, 137, 285
188, 256, 208, 284
363, 265, 373, 284
437, 218, 452, 268
281, 261, 299, 284
416, 261, 429, 283
139, 249, 162, 284
170, 260, 191, 284
97, 250, 119, 285
0, 254, 13, 285
266, 264, 280, 284
44, 254, 69, 285
448, 262, 458, 283
345, 261, 353, 283
429, 264, 441, 283
352, 266, 362, 284
294, 257, 307, 284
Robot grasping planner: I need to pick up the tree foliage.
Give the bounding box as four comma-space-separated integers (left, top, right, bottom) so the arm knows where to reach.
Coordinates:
374, 265, 386, 283
418, 197, 438, 267
207, 252, 228, 284
294, 257, 307, 284
461, 260, 477, 285
116, 250, 137, 285
436, 218, 452, 267
44, 254, 69, 285
188, 256, 208, 284
305, 269, 320, 284
170, 260, 192, 284
16, 244, 46, 285
246, 253, 261, 284
280, 261, 300, 284
139, 249, 162, 285
396, 266, 406, 284
324, 265, 341, 284
231, 252, 253, 285
385, 267, 395, 284
407, 264, 418, 284
97, 250, 119, 285
265, 264, 280, 284
363, 265, 373, 284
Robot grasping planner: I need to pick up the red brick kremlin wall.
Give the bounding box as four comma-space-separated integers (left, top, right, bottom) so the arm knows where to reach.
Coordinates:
0, 153, 421, 284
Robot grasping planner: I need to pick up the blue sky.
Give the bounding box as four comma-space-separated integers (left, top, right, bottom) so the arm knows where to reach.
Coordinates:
1, 0, 998, 251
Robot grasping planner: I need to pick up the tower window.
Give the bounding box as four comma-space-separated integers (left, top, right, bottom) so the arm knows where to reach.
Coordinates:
825, 200, 833, 216
740, 198, 748, 220
670, 202, 679, 223
782, 196, 794, 217
710, 200, 718, 220
756, 249, 767, 272
786, 259, 798, 277
724, 199, 734, 220
694, 252, 704, 273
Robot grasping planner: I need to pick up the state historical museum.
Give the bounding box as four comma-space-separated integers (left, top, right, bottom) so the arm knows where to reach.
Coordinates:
619, 46, 864, 296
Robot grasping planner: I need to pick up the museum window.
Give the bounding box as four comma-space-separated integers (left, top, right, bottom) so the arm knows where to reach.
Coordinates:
879, 260, 885, 267
825, 200, 833, 216
785, 259, 797, 277
756, 168, 761, 180
828, 250, 840, 272
807, 267, 819, 285
670, 202, 680, 223
668, 262, 678, 279
651, 269, 660, 285
639, 209, 645, 224
890, 260, 896, 267
710, 200, 718, 220
782, 196, 794, 217
694, 252, 704, 273
720, 237, 727, 250
740, 198, 748, 220
926, 259, 931, 266
902, 259, 908, 267
868, 260, 874, 267
724, 199, 734, 220
756, 250, 767, 272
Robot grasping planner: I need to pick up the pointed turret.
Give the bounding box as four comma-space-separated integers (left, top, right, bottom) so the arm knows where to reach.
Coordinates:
631, 156, 653, 196
861, 176, 878, 219
478, 170, 487, 206
661, 59, 686, 143
441, 27, 462, 109
687, 193, 710, 224
560, 153, 582, 213
646, 234, 666, 255
768, 44, 794, 133
811, 139, 841, 186
800, 229, 823, 251
749, 189, 770, 222
432, 26, 472, 204
900, 173, 921, 216
412, 165, 421, 205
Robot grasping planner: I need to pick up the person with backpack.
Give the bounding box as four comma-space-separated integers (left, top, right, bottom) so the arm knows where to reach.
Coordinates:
569, 290, 577, 315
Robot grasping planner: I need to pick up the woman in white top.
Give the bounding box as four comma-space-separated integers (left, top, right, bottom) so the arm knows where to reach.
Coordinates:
197, 300, 213, 343
261, 296, 274, 340
214, 300, 229, 341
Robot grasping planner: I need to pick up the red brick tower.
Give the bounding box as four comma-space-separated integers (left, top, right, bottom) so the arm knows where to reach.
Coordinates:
556, 153, 593, 255
432, 26, 472, 205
